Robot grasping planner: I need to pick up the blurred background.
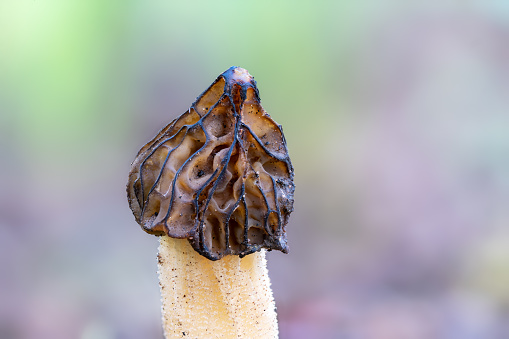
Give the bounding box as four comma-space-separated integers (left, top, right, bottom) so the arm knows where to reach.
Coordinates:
1, 1, 509, 338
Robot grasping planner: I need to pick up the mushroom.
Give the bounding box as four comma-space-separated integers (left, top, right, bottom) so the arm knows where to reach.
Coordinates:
127, 67, 294, 338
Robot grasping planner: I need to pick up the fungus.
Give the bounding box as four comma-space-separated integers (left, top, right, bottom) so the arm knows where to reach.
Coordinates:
127, 67, 294, 338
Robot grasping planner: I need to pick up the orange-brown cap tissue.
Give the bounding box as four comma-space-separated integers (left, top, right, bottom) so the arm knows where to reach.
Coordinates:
127, 67, 294, 260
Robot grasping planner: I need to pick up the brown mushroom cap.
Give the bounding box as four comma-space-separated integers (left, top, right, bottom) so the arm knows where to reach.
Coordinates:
127, 67, 294, 260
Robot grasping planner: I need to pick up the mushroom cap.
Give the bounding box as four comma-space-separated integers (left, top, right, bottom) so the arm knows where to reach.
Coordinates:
127, 67, 294, 260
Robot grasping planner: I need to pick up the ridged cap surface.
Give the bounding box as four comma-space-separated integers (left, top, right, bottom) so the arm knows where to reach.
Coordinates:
127, 67, 294, 260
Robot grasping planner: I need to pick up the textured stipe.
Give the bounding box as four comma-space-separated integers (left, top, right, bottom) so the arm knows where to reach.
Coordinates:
158, 236, 279, 338
127, 66, 295, 260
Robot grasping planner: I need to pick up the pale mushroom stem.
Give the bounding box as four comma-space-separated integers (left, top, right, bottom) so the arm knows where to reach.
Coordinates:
157, 236, 279, 339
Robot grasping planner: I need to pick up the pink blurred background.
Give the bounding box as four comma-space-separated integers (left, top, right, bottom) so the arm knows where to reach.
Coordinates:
1, 1, 509, 338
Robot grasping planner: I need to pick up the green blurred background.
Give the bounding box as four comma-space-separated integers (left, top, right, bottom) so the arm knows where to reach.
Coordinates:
2, 1, 509, 338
